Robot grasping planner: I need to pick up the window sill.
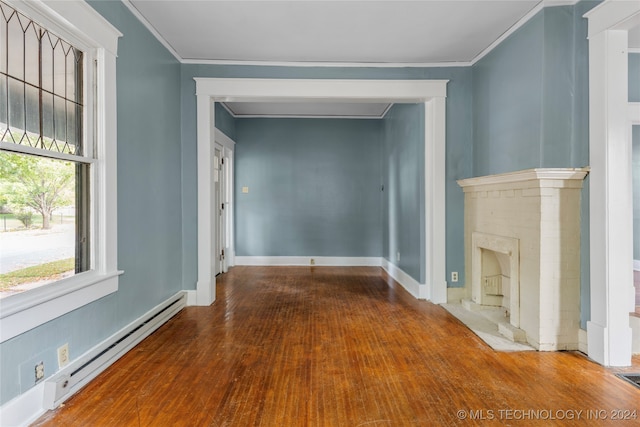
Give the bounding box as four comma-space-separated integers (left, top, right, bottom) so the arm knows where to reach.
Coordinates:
0, 270, 123, 342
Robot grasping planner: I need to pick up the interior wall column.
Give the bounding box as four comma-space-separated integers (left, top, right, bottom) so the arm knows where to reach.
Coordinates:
586, 22, 634, 366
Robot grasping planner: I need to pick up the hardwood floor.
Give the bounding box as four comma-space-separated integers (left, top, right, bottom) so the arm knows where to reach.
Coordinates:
34, 267, 640, 426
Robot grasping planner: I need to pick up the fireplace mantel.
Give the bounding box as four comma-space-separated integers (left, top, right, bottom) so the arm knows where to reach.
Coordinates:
457, 167, 589, 190
457, 167, 589, 351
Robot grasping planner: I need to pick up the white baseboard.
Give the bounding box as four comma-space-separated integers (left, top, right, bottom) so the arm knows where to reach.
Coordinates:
380, 258, 427, 300
630, 316, 640, 355
0, 382, 46, 427
234, 256, 382, 267
0, 291, 187, 427
634, 259, 640, 271
185, 290, 197, 306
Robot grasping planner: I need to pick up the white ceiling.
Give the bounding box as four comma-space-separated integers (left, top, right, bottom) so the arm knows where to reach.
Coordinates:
127, 0, 550, 65
125, 0, 638, 118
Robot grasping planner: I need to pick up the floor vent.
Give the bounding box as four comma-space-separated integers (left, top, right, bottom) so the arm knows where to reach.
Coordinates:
43, 292, 186, 409
616, 374, 640, 390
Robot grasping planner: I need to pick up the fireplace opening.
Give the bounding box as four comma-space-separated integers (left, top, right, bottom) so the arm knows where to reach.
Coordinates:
481, 249, 512, 316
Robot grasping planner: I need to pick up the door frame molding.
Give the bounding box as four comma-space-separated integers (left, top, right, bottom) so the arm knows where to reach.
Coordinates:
194, 78, 448, 305
585, 0, 640, 366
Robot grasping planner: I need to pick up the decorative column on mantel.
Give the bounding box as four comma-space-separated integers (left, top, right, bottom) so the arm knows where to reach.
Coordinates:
457, 168, 589, 351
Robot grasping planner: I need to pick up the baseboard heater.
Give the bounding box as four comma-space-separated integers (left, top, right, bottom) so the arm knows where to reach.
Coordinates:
43, 291, 186, 410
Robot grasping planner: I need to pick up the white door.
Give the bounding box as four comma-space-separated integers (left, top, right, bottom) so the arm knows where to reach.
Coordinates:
214, 147, 223, 275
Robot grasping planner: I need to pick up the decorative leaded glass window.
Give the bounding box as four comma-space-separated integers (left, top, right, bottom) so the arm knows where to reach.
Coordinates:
0, 0, 84, 155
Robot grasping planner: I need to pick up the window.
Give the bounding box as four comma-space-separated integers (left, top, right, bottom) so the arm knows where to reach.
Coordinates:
1, 1, 90, 297
0, 0, 121, 342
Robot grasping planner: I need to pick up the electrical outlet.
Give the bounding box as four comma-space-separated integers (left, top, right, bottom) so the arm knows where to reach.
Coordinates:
396, 252, 400, 262
310, 258, 315, 265
58, 343, 70, 368
451, 272, 459, 282
35, 361, 45, 383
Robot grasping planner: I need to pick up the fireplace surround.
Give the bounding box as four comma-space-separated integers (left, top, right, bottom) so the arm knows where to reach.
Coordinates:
458, 168, 589, 350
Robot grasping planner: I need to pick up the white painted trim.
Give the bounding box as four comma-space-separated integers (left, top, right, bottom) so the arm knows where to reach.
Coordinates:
634, 260, 640, 271
471, 2, 545, 65
234, 256, 381, 267
0, 382, 46, 427
457, 167, 590, 189
7, 0, 122, 56
381, 258, 428, 300
0, 273, 121, 342
185, 290, 198, 306
195, 78, 448, 102
214, 128, 236, 151
424, 97, 448, 304
630, 48, 640, 54
217, 113, 390, 120
182, 58, 473, 68
0, 292, 185, 427
630, 102, 640, 125
586, 0, 640, 367
195, 78, 448, 307
0, 0, 121, 343
584, 0, 640, 37
121, 0, 182, 62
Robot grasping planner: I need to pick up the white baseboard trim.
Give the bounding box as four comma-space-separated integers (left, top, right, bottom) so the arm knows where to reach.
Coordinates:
0, 382, 46, 427
0, 291, 187, 427
634, 259, 640, 271
185, 290, 197, 306
234, 256, 382, 267
380, 258, 428, 300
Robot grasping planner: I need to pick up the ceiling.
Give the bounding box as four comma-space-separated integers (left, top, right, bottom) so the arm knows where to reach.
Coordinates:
127, 0, 550, 65
124, 1, 637, 118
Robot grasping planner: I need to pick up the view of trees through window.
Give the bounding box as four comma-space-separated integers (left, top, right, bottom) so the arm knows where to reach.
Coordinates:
0, 150, 78, 297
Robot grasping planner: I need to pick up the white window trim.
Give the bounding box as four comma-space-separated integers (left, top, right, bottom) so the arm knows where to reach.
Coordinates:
0, 0, 122, 343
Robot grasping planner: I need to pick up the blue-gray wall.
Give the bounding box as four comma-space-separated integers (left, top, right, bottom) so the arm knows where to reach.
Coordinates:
1, 1, 183, 405
382, 104, 425, 282
472, 3, 597, 328
630, 53, 640, 103
215, 103, 237, 141
234, 118, 382, 257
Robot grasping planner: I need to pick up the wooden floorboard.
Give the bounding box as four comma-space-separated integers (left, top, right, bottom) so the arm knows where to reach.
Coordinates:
34, 266, 640, 426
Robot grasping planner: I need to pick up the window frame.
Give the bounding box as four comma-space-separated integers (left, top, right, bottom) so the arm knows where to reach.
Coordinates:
0, 0, 122, 342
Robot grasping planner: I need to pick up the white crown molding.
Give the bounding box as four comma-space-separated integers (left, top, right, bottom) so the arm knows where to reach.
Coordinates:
181, 58, 472, 68
121, 0, 182, 62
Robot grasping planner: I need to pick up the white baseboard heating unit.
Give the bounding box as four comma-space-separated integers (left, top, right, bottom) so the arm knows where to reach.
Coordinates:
43, 292, 186, 409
